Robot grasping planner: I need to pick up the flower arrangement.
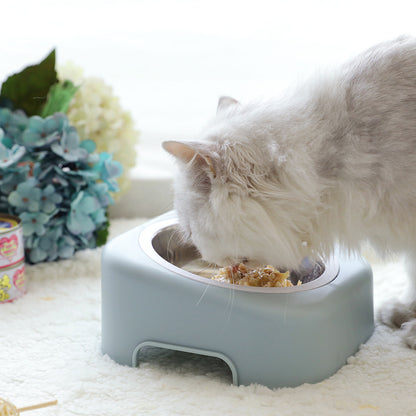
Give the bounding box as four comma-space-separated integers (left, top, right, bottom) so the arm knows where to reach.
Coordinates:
58, 63, 138, 197
0, 50, 129, 263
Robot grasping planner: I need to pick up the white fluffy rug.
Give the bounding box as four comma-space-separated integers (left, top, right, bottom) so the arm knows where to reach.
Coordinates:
1, 217, 416, 416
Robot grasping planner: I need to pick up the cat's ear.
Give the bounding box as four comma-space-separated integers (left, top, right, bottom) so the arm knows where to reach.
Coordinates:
217, 96, 239, 113
162, 140, 217, 178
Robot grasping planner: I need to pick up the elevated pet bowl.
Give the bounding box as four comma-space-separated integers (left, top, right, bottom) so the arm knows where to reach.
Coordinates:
101, 211, 374, 389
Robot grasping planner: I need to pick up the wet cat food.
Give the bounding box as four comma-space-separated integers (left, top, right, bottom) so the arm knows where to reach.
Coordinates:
212, 263, 300, 287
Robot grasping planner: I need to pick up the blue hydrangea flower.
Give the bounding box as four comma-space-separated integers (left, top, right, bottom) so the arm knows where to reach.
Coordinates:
61, 164, 98, 183
0, 108, 12, 126
0, 168, 29, 195
74, 231, 96, 249
37, 165, 69, 187
8, 178, 41, 212
20, 212, 50, 236
93, 152, 123, 191
57, 234, 77, 259
0, 108, 28, 144
66, 191, 101, 235
40, 184, 63, 213
21, 113, 66, 147
80, 139, 96, 153
51, 126, 89, 161
0, 103, 122, 263
91, 207, 106, 226
89, 182, 114, 206
26, 226, 77, 263
27, 228, 60, 263
27, 244, 48, 263
0, 132, 26, 168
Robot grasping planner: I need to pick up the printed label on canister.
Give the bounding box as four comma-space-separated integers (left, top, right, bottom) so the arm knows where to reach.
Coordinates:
0, 260, 25, 303
0, 214, 24, 268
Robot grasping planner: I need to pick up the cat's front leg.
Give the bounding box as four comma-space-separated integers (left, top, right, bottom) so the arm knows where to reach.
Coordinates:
378, 300, 416, 329
402, 319, 416, 349
378, 253, 416, 348
378, 301, 416, 348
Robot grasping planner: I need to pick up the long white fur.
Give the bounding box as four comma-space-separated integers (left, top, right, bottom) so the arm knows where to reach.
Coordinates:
163, 36, 416, 347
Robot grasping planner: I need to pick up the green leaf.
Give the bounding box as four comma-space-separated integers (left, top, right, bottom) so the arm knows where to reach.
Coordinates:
96, 217, 110, 247
0, 49, 58, 116
41, 80, 79, 117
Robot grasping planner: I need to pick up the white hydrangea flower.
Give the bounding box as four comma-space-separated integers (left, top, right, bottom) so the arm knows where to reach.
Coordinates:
58, 63, 139, 198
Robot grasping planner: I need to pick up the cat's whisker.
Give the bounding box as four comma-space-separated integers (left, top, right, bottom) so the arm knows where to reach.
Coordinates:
195, 263, 218, 296
222, 283, 235, 331
195, 282, 210, 306
165, 229, 179, 262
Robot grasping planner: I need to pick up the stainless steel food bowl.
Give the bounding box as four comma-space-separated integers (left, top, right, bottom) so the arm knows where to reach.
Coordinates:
141, 217, 338, 292
101, 210, 374, 389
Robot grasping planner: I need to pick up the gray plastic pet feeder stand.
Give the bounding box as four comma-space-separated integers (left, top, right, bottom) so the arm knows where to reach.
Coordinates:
101, 210, 374, 389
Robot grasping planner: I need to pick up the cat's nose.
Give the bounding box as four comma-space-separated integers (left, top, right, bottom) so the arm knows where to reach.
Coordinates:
219, 257, 245, 266
241, 258, 264, 268
219, 256, 252, 267
227, 257, 248, 265
235, 257, 262, 267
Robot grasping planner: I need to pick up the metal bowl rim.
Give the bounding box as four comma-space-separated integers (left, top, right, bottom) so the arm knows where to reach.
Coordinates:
139, 218, 340, 293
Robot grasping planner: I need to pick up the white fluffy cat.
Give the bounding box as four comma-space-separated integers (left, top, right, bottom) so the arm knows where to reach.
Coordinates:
163, 36, 416, 347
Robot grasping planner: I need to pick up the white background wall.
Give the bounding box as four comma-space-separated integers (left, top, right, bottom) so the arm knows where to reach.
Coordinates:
1, 0, 416, 215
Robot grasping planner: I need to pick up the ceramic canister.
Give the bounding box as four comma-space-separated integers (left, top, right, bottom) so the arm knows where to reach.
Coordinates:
0, 214, 25, 303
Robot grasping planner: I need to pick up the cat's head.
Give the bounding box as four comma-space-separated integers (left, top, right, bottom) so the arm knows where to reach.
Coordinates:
163, 97, 317, 270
